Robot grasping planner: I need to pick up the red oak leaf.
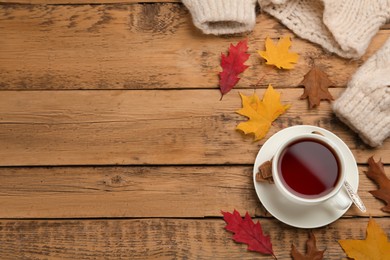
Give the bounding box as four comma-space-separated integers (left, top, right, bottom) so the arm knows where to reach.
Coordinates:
219, 39, 250, 100
221, 209, 276, 258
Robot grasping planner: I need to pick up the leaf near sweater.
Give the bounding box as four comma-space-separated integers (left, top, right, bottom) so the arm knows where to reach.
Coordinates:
299, 66, 334, 108
221, 209, 276, 258
219, 39, 250, 100
236, 84, 290, 141
258, 36, 299, 69
339, 218, 390, 260
365, 156, 390, 213
291, 232, 325, 260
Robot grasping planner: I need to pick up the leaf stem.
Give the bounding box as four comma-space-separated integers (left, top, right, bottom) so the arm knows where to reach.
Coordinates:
250, 74, 266, 88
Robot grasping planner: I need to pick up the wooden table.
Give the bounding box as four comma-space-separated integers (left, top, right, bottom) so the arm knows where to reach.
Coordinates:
0, 1, 389, 259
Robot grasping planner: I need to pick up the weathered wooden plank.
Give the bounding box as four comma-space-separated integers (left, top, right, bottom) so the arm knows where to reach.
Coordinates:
0, 165, 388, 218
0, 218, 388, 259
0, 0, 178, 3
1, 0, 390, 36
0, 4, 389, 90
0, 166, 259, 218
0, 89, 388, 166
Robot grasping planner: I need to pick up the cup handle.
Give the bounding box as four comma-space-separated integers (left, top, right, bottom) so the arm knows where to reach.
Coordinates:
329, 187, 351, 210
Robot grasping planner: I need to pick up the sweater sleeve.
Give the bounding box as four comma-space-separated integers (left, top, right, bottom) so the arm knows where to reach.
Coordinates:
182, 0, 257, 35
258, 0, 390, 59
332, 38, 390, 147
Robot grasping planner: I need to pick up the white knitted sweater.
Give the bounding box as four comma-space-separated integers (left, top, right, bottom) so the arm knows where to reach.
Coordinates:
182, 0, 390, 147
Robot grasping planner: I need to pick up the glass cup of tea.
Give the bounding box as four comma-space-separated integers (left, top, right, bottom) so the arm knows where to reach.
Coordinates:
271, 132, 351, 208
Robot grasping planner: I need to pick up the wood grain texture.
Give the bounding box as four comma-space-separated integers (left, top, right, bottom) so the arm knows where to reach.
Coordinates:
0, 218, 388, 260
0, 165, 388, 218
0, 89, 388, 166
0, 0, 178, 3
0, 4, 389, 90
0, 2, 389, 260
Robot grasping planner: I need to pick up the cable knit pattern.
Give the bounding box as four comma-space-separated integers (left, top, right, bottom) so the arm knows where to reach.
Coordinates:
323, 0, 390, 57
333, 38, 390, 147
182, 0, 257, 35
259, 0, 347, 57
259, 0, 390, 58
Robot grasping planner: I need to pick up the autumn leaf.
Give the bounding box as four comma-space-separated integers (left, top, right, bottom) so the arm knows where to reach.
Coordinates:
219, 39, 250, 100
365, 156, 390, 213
299, 66, 334, 108
236, 84, 290, 141
339, 218, 390, 260
221, 209, 276, 259
291, 232, 325, 260
258, 36, 299, 69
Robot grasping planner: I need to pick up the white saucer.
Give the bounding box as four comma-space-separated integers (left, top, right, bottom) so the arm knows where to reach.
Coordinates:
253, 125, 359, 228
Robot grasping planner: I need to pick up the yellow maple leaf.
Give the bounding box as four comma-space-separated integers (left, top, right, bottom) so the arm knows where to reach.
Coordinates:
236, 84, 290, 141
258, 36, 299, 69
339, 218, 390, 260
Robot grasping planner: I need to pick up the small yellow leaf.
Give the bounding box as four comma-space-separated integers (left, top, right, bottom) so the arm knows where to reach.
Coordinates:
236, 84, 289, 141
339, 218, 390, 260
262, 84, 290, 121
258, 36, 299, 69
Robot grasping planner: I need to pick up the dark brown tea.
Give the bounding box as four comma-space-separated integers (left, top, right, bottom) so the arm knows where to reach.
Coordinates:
277, 138, 340, 199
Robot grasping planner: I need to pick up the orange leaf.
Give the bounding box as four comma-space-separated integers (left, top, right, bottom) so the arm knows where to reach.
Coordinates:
299, 66, 334, 108
236, 85, 290, 141
339, 218, 390, 260
365, 156, 390, 213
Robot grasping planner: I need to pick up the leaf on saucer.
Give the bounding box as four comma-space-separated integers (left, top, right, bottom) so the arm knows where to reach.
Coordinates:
364, 156, 390, 213
221, 209, 276, 258
291, 232, 325, 260
339, 218, 390, 260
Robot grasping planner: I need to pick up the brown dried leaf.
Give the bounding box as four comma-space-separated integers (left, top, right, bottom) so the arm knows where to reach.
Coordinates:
299, 66, 334, 108
291, 232, 325, 260
255, 160, 274, 184
365, 156, 390, 213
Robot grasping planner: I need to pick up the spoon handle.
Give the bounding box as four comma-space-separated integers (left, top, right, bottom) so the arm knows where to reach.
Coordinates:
344, 180, 366, 213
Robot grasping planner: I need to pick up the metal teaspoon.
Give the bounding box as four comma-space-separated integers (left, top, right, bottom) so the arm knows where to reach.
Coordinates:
344, 180, 366, 213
